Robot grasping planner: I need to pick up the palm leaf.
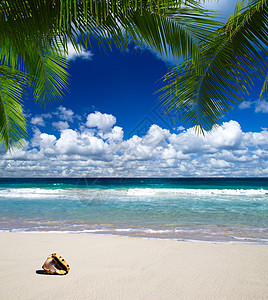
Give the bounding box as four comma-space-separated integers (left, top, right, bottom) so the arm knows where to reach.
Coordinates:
0, 65, 27, 150
259, 73, 268, 100
159, 0, 268, 131
62, 0, 221, 59
0, 1, 220, 59
26, 47, 69, 105
122, 6, 221, 60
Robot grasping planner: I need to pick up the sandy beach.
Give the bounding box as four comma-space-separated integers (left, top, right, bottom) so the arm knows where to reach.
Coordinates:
0, 232, 267, 299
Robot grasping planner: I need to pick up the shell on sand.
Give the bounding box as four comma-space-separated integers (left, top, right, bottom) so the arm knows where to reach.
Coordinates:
42, 253, 70, 275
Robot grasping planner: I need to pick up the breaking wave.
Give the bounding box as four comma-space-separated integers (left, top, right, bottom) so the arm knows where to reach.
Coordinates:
0, 187, 267, 200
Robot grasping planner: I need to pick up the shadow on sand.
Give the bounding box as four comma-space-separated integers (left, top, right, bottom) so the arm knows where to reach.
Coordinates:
36, 270, 49, 275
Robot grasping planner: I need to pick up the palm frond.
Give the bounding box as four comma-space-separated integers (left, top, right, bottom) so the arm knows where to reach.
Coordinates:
259, 73, 268, 100
0, 65, 27, 150
123, 6, 221, 60
64, 0, 221, 59
1, 45, 69, 106
0, 1, 220, 59
26, 47, 69, 105
159, 0, 268, 130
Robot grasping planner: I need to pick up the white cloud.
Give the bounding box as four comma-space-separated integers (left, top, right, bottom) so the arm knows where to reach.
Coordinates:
209, 158, 231, 168
55, 129, 108, 158
243, 129, 268, 148
255, 101, 268, 113
100, 126, 124, 143
66, 41, 94, 61
239, 100, 268, 113
52, 121, 69, 131
86, 111, 116, 132
239, 101, 252, 109
207, 121, 243, 149
31, 116, 45, 126
54, 106, 74, 122
1, 109, 267, 177
30, 114, 51, 127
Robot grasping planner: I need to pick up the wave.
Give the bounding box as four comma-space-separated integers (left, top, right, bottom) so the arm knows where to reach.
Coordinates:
126, 188, 268, 196
0, 188, 68, 199
0, 187, 267, 200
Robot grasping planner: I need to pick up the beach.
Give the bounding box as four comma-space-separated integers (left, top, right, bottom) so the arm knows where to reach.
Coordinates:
0, 232, 267, 300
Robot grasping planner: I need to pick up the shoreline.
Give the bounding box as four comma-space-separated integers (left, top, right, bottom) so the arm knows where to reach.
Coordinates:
0, 232, 267, 299
1, 229, 268, 245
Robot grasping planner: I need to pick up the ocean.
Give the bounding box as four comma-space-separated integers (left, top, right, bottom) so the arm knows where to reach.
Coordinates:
0, 178, 267, 244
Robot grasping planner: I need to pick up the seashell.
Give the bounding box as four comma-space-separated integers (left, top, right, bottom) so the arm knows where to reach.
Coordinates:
42, 253, 70, 275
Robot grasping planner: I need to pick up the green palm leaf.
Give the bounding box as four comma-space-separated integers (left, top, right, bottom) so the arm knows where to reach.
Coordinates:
122, 6, 221, 60
0, 43, 68, 148
1, 1, 220, 60
260, 73, 268, 100
69, 0, 220, 59
159, 0, 268, 131
0, 65, 27, 150
26, 47, 69, 105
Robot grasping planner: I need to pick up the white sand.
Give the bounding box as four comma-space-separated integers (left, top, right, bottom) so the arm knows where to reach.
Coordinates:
0, 232, 267, 299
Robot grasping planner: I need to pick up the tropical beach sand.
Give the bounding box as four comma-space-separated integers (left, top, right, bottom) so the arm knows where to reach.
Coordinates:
0, 232, 267, 300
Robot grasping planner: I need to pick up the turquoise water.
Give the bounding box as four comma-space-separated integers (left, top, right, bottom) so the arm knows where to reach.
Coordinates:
0, 178, 267, 244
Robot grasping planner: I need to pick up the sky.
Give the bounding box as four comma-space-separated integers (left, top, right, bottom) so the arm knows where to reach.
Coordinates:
0, 0, 267, 177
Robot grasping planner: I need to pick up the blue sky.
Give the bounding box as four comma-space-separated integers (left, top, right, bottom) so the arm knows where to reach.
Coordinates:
0, 0, 267, 177
26, 39, 267, 135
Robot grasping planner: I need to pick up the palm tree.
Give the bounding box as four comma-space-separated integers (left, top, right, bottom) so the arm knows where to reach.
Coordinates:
0, 0, 219, 149
159, 0, 268, 132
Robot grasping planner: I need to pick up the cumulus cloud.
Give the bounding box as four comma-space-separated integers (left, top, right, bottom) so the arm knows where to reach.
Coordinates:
239, 100, 268, 113
207, 121, 243, 149
239, 101, 252, 109
86, 111, 116, 132
255, 101, 268, 113
52, 121, 69, 131
66, 41, 93, 61
100, 126, 124, 143
31, 116, 45, 126
55, 129, 108, 158
54, 106, 74, 122
30, 113, 52, 127
0, 109, 267, 177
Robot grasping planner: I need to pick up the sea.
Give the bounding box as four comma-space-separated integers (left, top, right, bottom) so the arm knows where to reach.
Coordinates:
0, 178, 267, 244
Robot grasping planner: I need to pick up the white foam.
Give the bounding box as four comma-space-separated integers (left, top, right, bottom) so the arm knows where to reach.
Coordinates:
0, 188, 68, 199
126, 188, 267, 197
0, 187, 266, 200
